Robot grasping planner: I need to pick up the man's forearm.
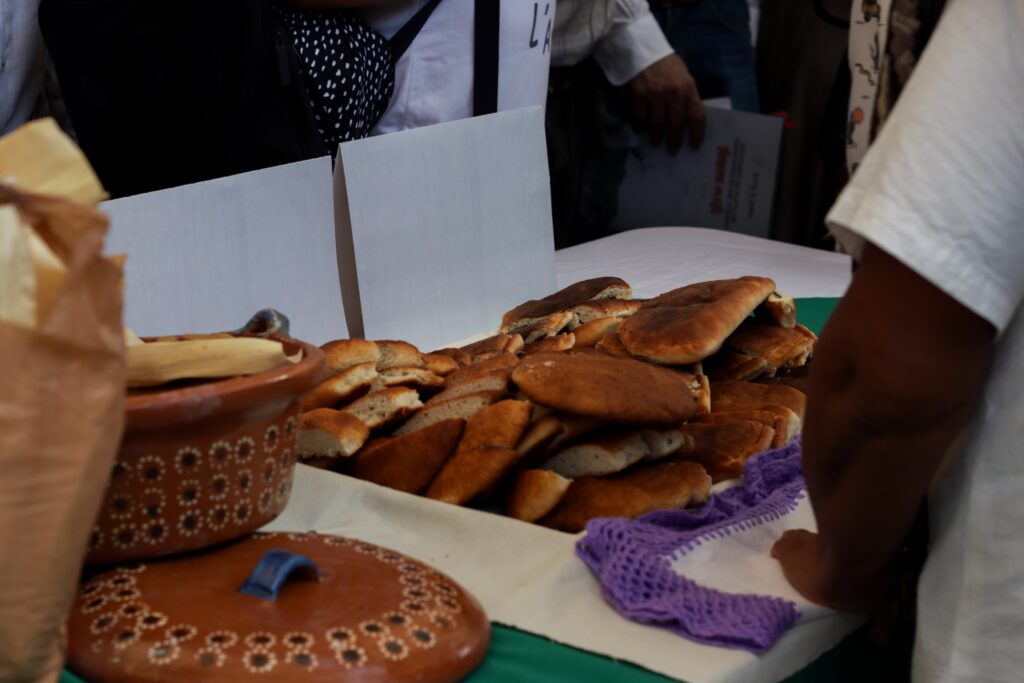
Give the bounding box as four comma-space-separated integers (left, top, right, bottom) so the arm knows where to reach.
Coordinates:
801, 245, 994, 607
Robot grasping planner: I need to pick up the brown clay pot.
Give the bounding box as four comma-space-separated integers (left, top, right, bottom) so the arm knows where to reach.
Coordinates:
84, 337, 324, 566
68, 532, 491, 682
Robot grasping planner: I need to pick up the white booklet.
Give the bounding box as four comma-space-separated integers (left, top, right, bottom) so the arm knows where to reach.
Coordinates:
612, 107, 784, 238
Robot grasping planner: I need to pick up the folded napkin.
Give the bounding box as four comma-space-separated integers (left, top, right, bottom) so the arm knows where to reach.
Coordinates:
577, 439, 835, 653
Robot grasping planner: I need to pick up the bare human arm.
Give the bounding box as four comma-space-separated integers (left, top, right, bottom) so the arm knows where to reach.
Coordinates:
772, 243, 996, 611
627, 53, 705, 153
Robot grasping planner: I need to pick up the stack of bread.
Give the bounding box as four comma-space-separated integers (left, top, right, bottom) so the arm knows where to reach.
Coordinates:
296, 276, 815, 532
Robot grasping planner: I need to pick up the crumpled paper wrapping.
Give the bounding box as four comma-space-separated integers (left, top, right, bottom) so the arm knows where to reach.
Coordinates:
0, 121, 125, 683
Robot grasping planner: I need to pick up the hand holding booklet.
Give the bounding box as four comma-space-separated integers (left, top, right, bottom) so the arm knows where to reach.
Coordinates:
612, 106, 784, 238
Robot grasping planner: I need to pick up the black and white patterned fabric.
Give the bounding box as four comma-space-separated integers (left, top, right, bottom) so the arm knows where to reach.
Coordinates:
274, 3, 395, 154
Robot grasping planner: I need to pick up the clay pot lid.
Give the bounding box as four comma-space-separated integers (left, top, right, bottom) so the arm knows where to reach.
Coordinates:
68, 533, 490, 683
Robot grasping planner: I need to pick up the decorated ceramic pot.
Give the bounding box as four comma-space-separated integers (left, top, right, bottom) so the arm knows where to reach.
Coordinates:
85, 338, 324, 566
68, 532, 491, 682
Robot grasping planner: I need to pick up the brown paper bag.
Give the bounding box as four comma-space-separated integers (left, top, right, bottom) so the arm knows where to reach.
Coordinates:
0, 186, 126, 682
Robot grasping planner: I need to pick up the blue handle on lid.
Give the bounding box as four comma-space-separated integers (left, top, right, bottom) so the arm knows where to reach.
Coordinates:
238, 548, 319, 601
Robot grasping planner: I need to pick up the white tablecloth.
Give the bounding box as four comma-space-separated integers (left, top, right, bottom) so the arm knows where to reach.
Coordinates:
556, 227, 851, 299
267, 228, 860, 683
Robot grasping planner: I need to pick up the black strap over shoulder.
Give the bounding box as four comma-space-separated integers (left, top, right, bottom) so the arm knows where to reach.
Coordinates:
473, 0, 500, 116
389, 0, 444, 62
388, 0, 501, 118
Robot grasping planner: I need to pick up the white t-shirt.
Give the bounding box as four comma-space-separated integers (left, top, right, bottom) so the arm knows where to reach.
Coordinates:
550, 0, 673, 86
363, 0, 555, 135
826, 1, 1024, 681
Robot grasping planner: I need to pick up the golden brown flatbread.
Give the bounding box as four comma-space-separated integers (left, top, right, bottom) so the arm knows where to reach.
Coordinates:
300, 361, 377, 411
539, 460, 711, 533
460, 333, 524, 357
426, 400, 533, 505
501, 277, 632, 333
506, 470, 572, 523
693, 408, 799, 448
444, 352, 520, 387
755, 291, 797, 328
704, 348, 772, 382
516, 311, 576, 343
429, 347, 473, 367
376, 339, 425, 370
423, 352, 460, 376
572, 317, 622, 348
710, 380, 806, 420
319, 339, 380, 378
679, 420, 775, 461
570, 299, 642, 325
350, 419, 466, 493
297, 409, 371, 460
522, 332, 575, 355
723, 320, 816, 373
618, 276, 776, 365
512, 352, 699, 426
593, 331, 632, 357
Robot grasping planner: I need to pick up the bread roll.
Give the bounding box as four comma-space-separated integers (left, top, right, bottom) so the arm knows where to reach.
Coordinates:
755, 291, 797, 329
423, 352, 460, 376
393, 390, 505, 437
676, 420, 775, 482
501, 277, 632, 333
522, 332, 575, 355
542, 431, 650, 478
512, 352, 699, 426
376, 339, 425, 370
320, 339, 380, 378
723, 320, 816, 374
426, 373, 510, 406
618, 276, 776, 365
572, 317, 622, 348
514, 310, 576, 343
426, 400, 533, 505
350, 419, 465, 493
372, 366, 446, 392
444, 352, 519, 388
594, 331, 631, 357
342, 387, 422, 430
300, 361, 377, 411
705, 349, 771, 382
539, 460, 711, 533
506, 470, 572, 522
693, 407, 799, 448
641, 428, 688, 460
515, 415, 563, 464
460, 333, 524, 357
429, 347, 473, 367
710, 380, 806, 420
570, 298, 642, 325
297, 409, 371, 459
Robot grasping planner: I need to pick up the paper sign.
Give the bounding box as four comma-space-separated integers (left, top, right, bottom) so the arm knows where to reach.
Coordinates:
612, 107, 784, 238
103, 157, 347, 344
334, 106, 557, 351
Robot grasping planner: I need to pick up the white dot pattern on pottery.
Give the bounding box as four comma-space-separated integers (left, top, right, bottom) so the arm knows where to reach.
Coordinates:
72, 534, 463, 676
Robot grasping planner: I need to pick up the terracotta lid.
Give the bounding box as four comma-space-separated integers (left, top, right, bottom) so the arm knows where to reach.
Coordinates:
68, 533, 490, 682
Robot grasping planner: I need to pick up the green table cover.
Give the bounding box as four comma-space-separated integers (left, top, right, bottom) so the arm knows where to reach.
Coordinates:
64, 299, 894, 683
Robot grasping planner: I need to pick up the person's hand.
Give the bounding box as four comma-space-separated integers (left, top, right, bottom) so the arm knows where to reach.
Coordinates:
626, 54, 705, 153
771, 529, 837, 607
772, 529, 893, 614
773, 529, 915, 647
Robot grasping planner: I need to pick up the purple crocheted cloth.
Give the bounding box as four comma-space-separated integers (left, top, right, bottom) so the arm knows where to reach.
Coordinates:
576, 439, 806, 654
